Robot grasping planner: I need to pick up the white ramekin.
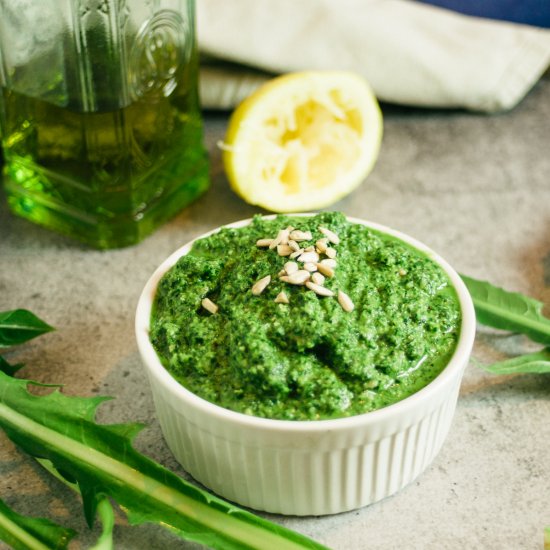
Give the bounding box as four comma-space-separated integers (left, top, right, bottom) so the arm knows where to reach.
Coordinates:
136, 215, 476, 516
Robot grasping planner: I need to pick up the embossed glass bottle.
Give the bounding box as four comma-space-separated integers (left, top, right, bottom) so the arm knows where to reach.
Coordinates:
0, 0, 208, 248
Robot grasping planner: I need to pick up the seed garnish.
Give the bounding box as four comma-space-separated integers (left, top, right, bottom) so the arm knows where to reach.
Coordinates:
288, 240, 300, 252
319, 226, 340, 245
338, 290, 354, 312
316, 262, 335, 278
311, 272, 325, 285
316, 239, 328, 254
277, 244, 293, 256
319, 258, 337, 268
201, 298, 218, 314
284, 261, 299, 275
289, 230, 312, 242
270, 228, 290, 249
305, 281, 334, 297
274, 291, 289, 304
250, 223, 355, 312
298, 251, 320, 264
280, 270, 310, 285
252, 275, 271, 295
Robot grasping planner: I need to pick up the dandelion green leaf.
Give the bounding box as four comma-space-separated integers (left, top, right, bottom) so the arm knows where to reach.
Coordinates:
0, 310, 54, 348
0, 496, 76, 550
460, 275, 550, 345
0, 372, 327, 550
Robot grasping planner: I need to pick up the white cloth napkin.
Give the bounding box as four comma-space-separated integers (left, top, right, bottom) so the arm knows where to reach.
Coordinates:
197, 0, 550, 112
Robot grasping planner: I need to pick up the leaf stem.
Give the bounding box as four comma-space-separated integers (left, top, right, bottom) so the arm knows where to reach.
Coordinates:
89, 499, 115, 550
0, 508, 52, 550
0, 402, 325, 550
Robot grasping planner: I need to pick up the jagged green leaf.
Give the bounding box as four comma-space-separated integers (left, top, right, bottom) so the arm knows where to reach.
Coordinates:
0, 496, 76, 550
482, 348, 550, 375
460, 275, 550, 345
0, 372, 328, 550
36, 458, 114, 550
0, 310, 54, 349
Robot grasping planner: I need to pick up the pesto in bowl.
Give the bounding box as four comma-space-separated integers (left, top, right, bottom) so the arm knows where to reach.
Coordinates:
150, 212, 461, 421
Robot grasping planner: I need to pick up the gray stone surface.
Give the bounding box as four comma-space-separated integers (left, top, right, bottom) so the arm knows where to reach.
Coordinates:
1, 75, 549, 550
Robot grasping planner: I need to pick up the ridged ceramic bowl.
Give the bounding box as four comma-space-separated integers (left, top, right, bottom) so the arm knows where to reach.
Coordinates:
136, 215, 476, 516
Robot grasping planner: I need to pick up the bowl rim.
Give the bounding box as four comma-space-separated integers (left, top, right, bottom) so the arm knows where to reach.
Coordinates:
135, 213, 476, 433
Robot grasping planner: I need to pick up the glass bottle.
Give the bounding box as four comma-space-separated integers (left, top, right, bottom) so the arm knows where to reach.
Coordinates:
0, 0, 209, 248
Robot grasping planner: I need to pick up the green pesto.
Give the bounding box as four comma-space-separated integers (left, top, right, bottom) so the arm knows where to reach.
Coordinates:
150, 212, 461, 421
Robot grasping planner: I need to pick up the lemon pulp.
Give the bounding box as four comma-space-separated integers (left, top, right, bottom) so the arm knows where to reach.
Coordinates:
223, 71, 383, 212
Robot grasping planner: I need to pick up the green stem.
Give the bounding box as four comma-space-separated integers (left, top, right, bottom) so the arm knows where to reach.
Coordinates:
0, 403, 322, 550
89, 499, 115, 550
0, 510, 52, 550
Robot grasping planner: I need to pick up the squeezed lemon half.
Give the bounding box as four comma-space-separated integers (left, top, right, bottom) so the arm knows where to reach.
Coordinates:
222, 71, 383, 212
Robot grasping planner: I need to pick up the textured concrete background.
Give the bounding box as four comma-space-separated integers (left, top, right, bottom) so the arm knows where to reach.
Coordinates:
1, 75, 549, 549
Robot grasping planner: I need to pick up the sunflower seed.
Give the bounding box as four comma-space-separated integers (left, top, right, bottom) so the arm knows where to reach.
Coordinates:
277, 244, 293, 256
288, 239, 301, 252
289, 230, 312, 242
252, 275, 271, 295
319, 226, 340, 245
319, 258, 337, 268
311, 272, 325, 285
316, 239, 329, 254
201, 298, 218, 314
256, 238, 273, 247
316, 262, 335, 278
269, 228, 290, 249
284, 261, 299, 275
274, 291, 289, 304
325, 247, 337, 259
298, 251, 320, 264
281, 270, 310, 285
306, 281, 334, 297
338, 290, 354, 312
303, 262, 318, 272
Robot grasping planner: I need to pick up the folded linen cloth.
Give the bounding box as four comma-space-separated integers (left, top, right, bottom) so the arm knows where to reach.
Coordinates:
197, 0, 550, 112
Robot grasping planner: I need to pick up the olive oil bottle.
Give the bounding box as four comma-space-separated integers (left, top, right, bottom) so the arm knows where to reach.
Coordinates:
0, 0, 208, 248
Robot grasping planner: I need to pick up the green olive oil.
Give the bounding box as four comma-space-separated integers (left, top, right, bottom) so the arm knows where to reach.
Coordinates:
0, 86, 209, 248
